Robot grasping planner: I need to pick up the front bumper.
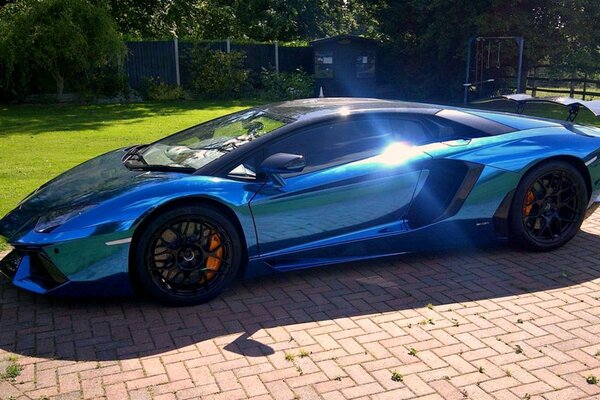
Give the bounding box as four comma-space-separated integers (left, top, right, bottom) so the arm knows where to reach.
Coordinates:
0, 241, 134, 297
0, 248, 67, 293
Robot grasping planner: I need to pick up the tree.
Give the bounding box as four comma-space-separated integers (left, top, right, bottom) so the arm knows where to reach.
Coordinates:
0, 0, 125, 96
103, 0, 235, 40
375, 0, 491, 101
375, 0, 600, 101
102, 0, 382, 42
225, 0, 382, 42
186, 46, 250, 98
478, 0, 600, 75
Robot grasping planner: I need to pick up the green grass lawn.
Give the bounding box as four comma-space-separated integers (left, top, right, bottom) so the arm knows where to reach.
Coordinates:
0, 100, 259, 250
471, 100, 600, 125
525, 88, 599, 101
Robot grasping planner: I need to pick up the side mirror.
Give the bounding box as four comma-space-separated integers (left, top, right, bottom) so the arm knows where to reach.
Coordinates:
259, 153, 305, 186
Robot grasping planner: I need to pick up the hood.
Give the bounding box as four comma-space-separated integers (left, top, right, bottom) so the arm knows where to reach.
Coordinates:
0, 148, 184, 241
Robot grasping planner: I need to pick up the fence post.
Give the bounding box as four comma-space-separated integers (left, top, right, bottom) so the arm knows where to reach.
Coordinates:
516, 37, 524, 93
226, 38, 231, 53
569, 71, 575, 98
463, 37, 474, 105
583, 73, 588, 100
274, 41, 279, 73
173, 37, 181, 86
531, 67, 537, 97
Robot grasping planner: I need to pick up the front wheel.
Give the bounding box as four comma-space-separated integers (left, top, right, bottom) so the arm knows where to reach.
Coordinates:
509, 161, 588, 251
133, 205, 242, 306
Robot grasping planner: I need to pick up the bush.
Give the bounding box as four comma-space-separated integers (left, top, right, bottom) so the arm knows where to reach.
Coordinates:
140, 77, 185, 101
0, 0, 125, 99
260, 68, 314, 100
186, 46, 250, 99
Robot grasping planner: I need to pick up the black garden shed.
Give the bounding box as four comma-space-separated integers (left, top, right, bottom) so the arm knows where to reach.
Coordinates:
311, 34, 377, 97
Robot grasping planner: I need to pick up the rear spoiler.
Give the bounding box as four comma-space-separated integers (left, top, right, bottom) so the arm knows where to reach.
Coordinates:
472, 94, 600, 122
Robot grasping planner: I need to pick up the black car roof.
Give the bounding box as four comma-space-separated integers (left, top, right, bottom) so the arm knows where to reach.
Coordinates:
258, 98, 442, 121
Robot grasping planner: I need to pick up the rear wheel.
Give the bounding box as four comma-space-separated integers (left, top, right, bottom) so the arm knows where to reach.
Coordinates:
509, 161, 587, 251
134, 205, 242, 306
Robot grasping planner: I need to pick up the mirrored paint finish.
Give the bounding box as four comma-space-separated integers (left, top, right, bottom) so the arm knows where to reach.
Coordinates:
245, 163, 514, 275
249, 148, 432, 256
0, 150, 264, 295
3, 99, 600, 296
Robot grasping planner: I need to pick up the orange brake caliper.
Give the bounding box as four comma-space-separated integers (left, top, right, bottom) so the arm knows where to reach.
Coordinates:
204, 233, 223, 280
523, 190, 535, 216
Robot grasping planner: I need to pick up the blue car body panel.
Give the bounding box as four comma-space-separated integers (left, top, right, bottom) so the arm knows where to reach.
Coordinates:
2, 98, 600, 297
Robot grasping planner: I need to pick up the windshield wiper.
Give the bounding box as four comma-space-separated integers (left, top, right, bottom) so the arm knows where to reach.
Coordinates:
122, 144, 149, 167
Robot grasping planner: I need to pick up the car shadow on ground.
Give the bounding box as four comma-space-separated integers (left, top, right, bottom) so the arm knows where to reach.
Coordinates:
1, 230, 599, 362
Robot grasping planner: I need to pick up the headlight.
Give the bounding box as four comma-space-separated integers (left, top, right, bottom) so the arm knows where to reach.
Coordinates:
35, 205, 96, 233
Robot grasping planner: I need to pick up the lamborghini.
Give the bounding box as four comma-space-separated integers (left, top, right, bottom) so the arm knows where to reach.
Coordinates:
1, 98, 600, 305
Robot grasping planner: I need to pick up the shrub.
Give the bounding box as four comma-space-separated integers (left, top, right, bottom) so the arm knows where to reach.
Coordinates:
260, 68, 314, 100
140, 77, 185, 101
0, 0, 126, 98
186, 46, 250, 99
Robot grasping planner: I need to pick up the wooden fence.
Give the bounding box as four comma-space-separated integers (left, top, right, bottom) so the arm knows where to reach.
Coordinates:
125, 40, 313, 89
501, 70, 600, 100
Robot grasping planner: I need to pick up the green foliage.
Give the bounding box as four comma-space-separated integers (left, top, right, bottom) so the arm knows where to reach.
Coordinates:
375, 0, 491, 101
391, 371, 403, 382
260, 68, 314, 100
186, 47, 250, 99
1, 362, 22, 381
104, 0, 383, 41
477, 0, 600, 75
140, 78, 185, 101
105, 0, 238, 40
0, 0, 126, 98
375, 0, 600, 101
299, 349, 311, 358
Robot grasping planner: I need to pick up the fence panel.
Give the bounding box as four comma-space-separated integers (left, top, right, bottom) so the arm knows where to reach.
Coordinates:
125, 41, 177, 89
231, 43, 276, 73
279, 46, 313, 73
125, 41, 314, 90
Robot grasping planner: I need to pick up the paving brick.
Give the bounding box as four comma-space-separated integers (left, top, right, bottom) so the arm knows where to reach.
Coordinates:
239, 375, 268, 397
2, 214, 600, 399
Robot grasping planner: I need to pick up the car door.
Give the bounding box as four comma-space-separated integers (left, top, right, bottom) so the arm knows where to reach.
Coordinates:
247, 116, 432, 264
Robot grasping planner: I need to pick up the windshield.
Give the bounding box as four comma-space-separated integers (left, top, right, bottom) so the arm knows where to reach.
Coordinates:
138, 108, 291, 170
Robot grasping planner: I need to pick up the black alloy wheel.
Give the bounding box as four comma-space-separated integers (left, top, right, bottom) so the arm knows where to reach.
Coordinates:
509, 161, 587, 251
134, 205, 242, 305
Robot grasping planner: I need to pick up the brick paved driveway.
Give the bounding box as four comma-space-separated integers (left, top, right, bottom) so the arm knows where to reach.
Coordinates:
1, 214, 600, 400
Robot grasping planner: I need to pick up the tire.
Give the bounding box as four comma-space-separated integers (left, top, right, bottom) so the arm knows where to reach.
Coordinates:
509, 161, 588, 251
133, 205, 242, 306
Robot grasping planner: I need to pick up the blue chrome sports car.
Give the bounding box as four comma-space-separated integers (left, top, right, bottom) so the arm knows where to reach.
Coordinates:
2, 98, 600, 305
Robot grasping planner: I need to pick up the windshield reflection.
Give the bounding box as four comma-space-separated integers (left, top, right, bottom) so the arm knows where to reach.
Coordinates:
138, 109, 290, 170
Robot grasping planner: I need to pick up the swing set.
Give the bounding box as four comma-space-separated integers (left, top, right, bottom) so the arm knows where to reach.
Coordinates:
463, 36, 524, 104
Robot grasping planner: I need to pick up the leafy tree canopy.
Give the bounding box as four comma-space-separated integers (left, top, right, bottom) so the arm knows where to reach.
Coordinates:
0, 0, 125, 96
1, 0, 599, 101
101, 0, 382, 42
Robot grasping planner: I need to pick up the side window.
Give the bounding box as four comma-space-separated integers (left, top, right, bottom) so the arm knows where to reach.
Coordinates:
389, 118, 432, 145
389, 115, 486, 145
265, 119, 393, 175
228, 151, 262, 180
418, 115, 488, 143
